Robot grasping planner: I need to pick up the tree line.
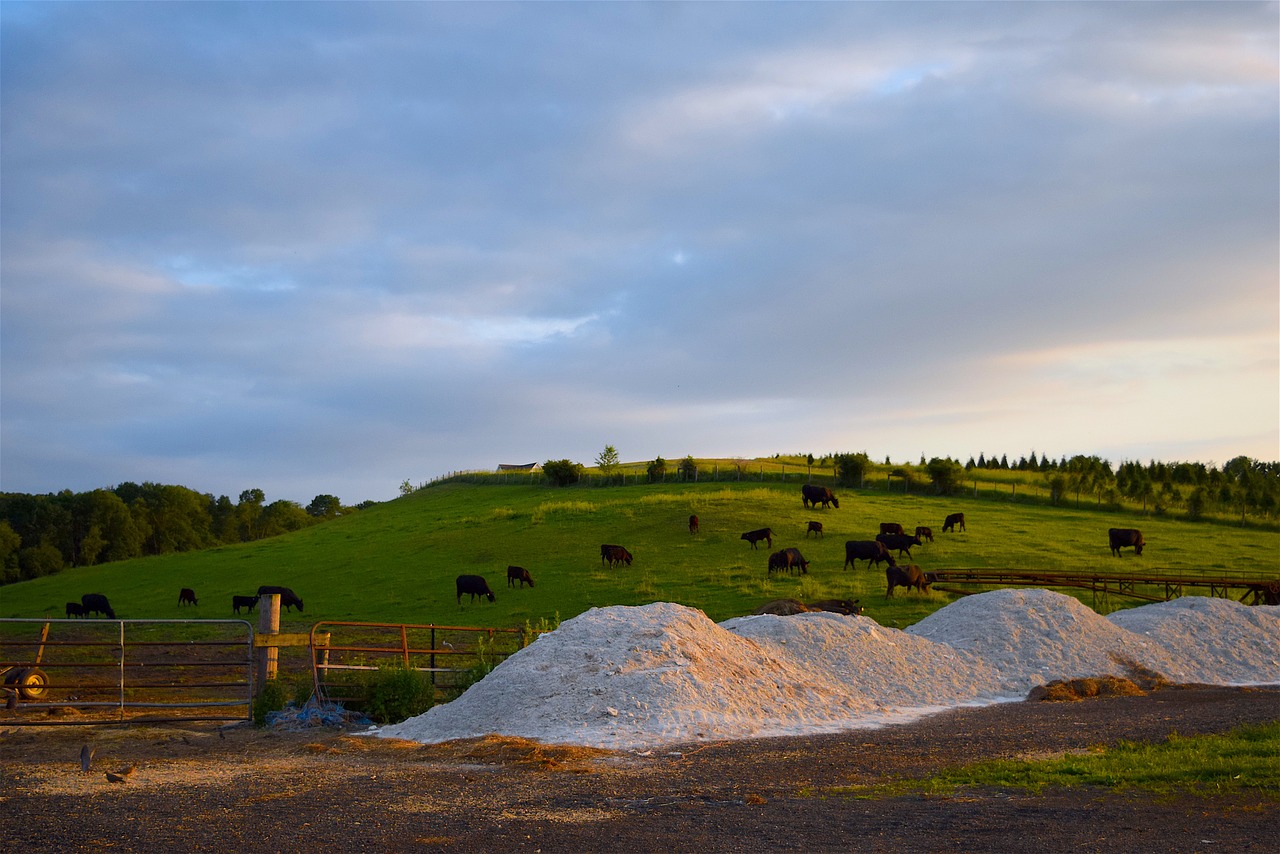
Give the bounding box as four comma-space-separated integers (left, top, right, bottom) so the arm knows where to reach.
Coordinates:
544, 449, 1279, 525
0, 483, 366, 585
829, 452, 1279, 522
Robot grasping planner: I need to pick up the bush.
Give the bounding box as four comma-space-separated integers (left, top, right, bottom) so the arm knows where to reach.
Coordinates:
647, 456, 667, 483
253, 678, 289, 727
364, 663, 432, 724
834, 453, 872, 487
542, 459, 584, 487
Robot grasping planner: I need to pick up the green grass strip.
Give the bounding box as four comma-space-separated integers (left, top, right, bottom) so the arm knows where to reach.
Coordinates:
828, 720, 1280, 798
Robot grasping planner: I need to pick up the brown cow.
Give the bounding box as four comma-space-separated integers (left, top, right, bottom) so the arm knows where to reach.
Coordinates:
741, 528, 774, 549
943, 513, 966, 533
1108, 528, 1144, 557
801, 484, 839, 509
506, 565, 535, 588
876, 532, 923, 557
806, 521, 823, 538
603, 545, 633, 567
915, 526, 934, 542
688, 515, 699, 534
886, 565, 933, 597
879, 522, 905, 536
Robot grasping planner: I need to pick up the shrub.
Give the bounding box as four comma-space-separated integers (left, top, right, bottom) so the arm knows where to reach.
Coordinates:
647, 456, 667, 483
253, 678, 289, 727
365, 663, 432, 724
542, 459, 584, 487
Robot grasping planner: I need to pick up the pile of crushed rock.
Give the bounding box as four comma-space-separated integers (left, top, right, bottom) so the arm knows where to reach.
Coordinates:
377, 590, 1279, 751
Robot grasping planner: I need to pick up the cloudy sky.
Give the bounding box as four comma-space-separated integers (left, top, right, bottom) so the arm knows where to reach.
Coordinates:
2, 2, 1277, 505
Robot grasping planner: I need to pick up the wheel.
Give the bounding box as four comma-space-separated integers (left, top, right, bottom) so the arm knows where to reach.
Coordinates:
4, 668, 49, 701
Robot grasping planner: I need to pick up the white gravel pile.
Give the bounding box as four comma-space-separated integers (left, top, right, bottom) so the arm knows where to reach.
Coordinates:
377, 591, 1280, 751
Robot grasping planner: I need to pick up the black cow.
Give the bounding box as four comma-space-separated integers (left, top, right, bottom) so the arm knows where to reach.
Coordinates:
178, 588, 198, 607
801, 484, 839, 509
806, 521, 823, 538
231, 595, 259, 615
767, 550, 795, 576
81, 593, 115, 619
879, 522, 905, 536
257, 585, 304, 612
876, 532, 923, 557
688, 515, 699, 534
943, 513, 966, 533
886, 565, 933, 597
600, 543, 623, 565
915, 526, 934, 543
844, 540, 896, 570
602, 545, 633, 567
506, 565, 535, 588
1108, 528, 1145, 557
65, 601, 86, 619
741, 528, 774, 549
456, 574, 496, 604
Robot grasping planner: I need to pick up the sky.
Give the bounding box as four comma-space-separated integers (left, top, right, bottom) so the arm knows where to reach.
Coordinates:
2, 2, 1277, 506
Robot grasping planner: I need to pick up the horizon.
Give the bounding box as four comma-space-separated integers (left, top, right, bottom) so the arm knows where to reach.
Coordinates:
3, 2, 1277, 506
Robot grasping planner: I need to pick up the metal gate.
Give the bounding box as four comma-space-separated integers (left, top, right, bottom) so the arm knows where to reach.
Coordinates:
309, 621, 528, 707
0, 618, 254, 726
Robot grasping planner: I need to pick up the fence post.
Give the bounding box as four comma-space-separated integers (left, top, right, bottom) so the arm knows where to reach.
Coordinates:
256, 594, 280, 693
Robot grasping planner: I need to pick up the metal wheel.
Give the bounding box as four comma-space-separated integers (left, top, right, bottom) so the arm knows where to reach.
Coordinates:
5, 667, 50, 701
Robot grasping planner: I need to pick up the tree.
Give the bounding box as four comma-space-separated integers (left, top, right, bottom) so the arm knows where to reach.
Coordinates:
596, 445, 620, 482
306, 495, 343, 518
833, 452, 872, 487
542, 459, 584, 487
0, 521, 21, 585
925, 457, 965, 495
678, 456, 698, 481
647, 456, 667, 483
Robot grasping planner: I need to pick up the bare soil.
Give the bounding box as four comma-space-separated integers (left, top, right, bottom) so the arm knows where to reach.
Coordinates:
3, 685, 1277, 852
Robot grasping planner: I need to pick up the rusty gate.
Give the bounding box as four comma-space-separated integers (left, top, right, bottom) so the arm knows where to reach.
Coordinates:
0, 618, 254, 726
309, 621, 529, 707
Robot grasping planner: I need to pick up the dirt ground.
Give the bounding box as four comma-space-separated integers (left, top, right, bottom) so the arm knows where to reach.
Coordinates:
3, 684, 1277, 852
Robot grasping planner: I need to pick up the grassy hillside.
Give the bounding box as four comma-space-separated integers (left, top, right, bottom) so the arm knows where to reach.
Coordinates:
3, 480, 1277, 631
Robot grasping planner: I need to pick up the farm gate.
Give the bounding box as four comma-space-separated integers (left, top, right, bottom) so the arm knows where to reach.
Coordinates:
309, 621, 528, 707
0, 618, 254, 726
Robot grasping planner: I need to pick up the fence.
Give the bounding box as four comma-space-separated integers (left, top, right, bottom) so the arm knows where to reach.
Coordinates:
309, 621, 529, 707
0, 618, 254, 726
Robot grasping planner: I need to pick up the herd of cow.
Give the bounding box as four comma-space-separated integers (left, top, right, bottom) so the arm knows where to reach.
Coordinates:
60, 485, 1150, 620
63, 585, 306, 620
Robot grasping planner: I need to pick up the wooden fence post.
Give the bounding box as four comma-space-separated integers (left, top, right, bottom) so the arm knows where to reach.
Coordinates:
256, 594, 280, 692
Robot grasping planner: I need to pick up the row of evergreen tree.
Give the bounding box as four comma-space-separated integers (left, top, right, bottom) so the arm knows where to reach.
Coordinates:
0, 483, 364, 586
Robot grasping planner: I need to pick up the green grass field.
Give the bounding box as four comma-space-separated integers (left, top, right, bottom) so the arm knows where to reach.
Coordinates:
2, 480, 1277, 632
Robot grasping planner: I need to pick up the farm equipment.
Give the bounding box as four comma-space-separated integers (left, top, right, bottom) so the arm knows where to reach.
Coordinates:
1, 622, 51, 703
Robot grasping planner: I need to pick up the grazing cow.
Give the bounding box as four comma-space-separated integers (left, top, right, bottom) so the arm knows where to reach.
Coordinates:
231, 595, 259, 615
767, 550, 793, 576
886, 565, 933, 597
600, 544, 623, 565
688, 515, 699, 534
81, 593, 115, 619
1108, 528, 1145, 557
601, 545, 633, 567
65, 601, 86, 619
178, 588, 198, 607
915, 526, 934, 543
806, 521, 823, 538
506, 565, 535, 588
256, 585, 304, 613
942, 513, 966, 533
783, 547, 810, 574
876, 532, 923, 557
801, 484, 839, 509
844, 540, 896, 570
740, 528, 774, 549
879, 522, 905, 536
456, 574, 496, 605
